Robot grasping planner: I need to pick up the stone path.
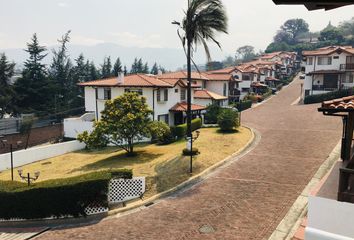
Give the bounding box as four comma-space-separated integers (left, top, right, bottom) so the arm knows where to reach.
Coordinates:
35, 78, 341, 240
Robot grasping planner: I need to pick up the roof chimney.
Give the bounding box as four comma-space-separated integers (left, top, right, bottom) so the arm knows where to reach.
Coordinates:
117, 72, 124, 84
158, 70, 163, 76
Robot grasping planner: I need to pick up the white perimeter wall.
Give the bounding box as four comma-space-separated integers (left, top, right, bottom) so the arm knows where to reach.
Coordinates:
0, 141, 85, 171
306, 196, 354, 240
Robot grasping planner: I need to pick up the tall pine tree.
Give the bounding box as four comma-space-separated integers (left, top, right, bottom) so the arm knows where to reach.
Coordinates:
150, 62, 159, 75
14, 33, 52, 114
113, 57, 122, 76
49, 31, 75, 110
0, 53, 15, 118
101, 56, 113, 78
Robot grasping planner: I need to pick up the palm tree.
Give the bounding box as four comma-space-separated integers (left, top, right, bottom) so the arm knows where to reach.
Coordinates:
173, 0, 228, 173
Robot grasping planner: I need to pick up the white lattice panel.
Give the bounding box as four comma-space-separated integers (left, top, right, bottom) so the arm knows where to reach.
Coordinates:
108, 177, 145, 203
84, 205, 109, 215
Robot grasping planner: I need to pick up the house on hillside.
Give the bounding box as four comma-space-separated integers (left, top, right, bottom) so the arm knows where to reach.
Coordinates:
64, 73, 206, 138
302, 46, 354, 97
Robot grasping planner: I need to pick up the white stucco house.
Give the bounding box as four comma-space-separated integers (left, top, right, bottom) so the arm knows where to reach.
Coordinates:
303, 46, 354, 97
64, 72, 217, 138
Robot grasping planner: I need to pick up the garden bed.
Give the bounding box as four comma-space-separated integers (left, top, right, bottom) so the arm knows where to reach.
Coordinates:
0, 127, 252, 199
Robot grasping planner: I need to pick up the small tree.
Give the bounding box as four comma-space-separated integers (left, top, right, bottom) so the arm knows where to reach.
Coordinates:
149, 121, 174, 144
217, 108, 239, 132
204, 104, 221, 124
79, 93, 152, 156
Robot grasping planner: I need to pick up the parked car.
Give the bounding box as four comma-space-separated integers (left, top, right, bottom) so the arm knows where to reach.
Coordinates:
299, 74, 305, 79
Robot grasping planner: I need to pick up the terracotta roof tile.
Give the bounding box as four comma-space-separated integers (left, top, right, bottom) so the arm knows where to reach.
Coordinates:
322, 95, 354, 110
202, 72, 233, 81
169, 102, 206, 112
194, 90, 228, 100
303, 46, 354, 56
78, 74, 172, 88
159, 71, 207, 80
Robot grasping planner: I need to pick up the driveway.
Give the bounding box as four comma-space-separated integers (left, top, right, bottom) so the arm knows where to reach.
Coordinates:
35, 78, 341, 240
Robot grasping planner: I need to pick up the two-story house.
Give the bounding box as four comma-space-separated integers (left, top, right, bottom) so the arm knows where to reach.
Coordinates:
303, 46, 354, 96
64, 73, 206, 138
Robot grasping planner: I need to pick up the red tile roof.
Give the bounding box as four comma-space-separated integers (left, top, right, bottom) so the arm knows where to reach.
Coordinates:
208, 67, 237, 74
265, 77, 280, 81
78, 74, 172, 88
159, 71, 207, 80
170, 102, 206, 112
251, 82, 268, 88
194, 90, 228, 100
202, 72, 234, 81
321, 96, 354, 110
303, 46, 354, 56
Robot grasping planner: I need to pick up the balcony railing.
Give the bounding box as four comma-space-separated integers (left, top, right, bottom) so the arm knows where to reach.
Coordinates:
340, 64, 354, 71
312, 85, 338, 91
229, 90, 241, 96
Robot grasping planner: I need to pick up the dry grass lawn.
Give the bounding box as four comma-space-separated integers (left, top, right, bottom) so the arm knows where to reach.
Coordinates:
0, 127, 252, 198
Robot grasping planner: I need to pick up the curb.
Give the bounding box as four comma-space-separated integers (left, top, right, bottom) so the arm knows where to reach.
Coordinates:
107, 126, 260, 217
268, 140, 341, 240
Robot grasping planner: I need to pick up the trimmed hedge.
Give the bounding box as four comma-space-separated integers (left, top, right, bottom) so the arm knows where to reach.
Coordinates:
217, 109, 240, 132
172, 118, 202, 138
234, 100, 252, 112
304, 88, 354, 104
262, 89, 273, 100
0, 169, 132, 220
182, 148, 200, 156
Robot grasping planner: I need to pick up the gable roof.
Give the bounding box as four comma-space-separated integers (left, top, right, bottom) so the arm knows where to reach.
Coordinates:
202, 72, 234, 81
303, 46, 354, 56
194, 90, 228, 100
207, 67, 238, 74
169, 102, 206, 112
159, 71, 207, 80
321, 96, 354, 111
78, 74, 172, 88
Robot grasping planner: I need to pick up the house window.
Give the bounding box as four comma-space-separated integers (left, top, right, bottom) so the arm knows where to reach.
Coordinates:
223, 83, 227, 96
157, 89, 161, 102
307, 57, 313, 65
344, 73, 354, 83
125, 89, 143, 95
241, 88, 250, 92
104, 88, 111, 100
202, 81, 207, 89
164, 89, 168, 101
333, 56, 339, 59
318, 57, 332, 65
180, 89, 186, 101
242, 74, 250, 81
175, 88, 178, 93
158, 114, 169, 125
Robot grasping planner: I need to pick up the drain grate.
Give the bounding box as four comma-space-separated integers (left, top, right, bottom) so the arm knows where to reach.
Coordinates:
199, 224, 215, 234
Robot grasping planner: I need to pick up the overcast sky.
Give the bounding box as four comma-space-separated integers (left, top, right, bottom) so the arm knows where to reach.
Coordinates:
1, 0, 354, 56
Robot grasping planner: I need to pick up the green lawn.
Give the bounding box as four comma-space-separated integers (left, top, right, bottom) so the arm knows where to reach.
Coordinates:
0, 127, 252, 198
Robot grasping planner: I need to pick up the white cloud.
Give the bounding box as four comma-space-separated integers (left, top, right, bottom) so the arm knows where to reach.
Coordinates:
70, 35, 105, 46
109, 32, 164, 48
57, 2, 69, 8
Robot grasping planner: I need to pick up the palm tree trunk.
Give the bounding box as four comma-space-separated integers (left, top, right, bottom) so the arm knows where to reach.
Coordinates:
187, 37, 192, 142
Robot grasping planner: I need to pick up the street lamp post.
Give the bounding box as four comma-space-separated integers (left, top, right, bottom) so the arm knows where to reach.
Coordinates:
0, 138, 22, 181
18, 169, 40, 186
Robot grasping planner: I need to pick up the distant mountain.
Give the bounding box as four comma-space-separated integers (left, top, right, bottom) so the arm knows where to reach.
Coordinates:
1, 42, 225, 71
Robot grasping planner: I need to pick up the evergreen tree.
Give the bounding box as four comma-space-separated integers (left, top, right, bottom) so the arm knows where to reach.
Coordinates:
73, 54, 87, 83
0, 53, 15, 118
130, 58, 138, 74
137, 58, 143, 73
113, 57, 122, 76
124, 65, 127, 75
143, 62, 149, 74
49, 31, 75, 111
101, 56, 113, 78
150, 62, 159, 75
14, 33, 52, 114
88, 61, 99, 80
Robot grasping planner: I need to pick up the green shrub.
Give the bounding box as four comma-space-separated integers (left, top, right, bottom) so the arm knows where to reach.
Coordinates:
304, 88, 354, 104
276, 83, 283, 91
262, 88, 273, 100
0, 169, 132, 220
217, 109, 240, 132
182, 148, 200, 156
204, 104, 221, 124
148, 121, 174, 144
234, 100, 252, 112
173, 118, 202, 138
77, 122, 109, 150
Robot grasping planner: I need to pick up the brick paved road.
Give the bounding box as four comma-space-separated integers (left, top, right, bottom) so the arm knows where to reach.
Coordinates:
35, 78, 341, 240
